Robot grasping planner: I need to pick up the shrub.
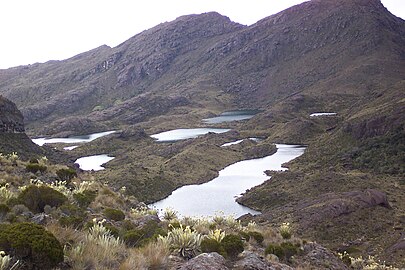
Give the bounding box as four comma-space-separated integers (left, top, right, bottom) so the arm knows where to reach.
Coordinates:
18, 185, 68, 213
221, 234, 244, 259
123, 230, 145, 247
280, 222, 292, 239
103, 208, 125, 221
248, 231, 264, 244
59, 216, 85, 228
239, 231, 250, 242
162, 207, 178, 221
56, 168, 77, 182
158, 225, 202, 259
73, 190, 96, 208
26, 163, 47, 174
265, 242, 300, 262
0, 204, 10, 218
200, 238, 226, 256
124, 221, 164, 247
0, 222, 64, 269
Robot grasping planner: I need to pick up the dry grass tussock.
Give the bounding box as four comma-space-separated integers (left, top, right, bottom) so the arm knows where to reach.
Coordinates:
120, 241, 170, 270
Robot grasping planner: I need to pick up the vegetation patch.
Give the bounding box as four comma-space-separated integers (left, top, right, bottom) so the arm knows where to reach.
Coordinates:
18, 185, 68, 213
0, 222, 64, 269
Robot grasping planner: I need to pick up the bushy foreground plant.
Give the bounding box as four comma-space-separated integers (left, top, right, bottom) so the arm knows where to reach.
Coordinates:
279, 222, 292, 239
18, 185, 68, 213
25, 163, 47, 174
265, 242, 300, 262
159, 224, 202, 259
56, 168, 77, 182
221, 234, 244, 259
0, 222, 63, 269
103, 207, 125, 221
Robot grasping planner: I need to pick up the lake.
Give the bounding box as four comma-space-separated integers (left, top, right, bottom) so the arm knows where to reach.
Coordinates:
150, 144, 306, 218
202, 110, 258, 124
150, 128, 231, 142
75, 154, 115, 171
310, 112, 337, 117
32, 130, 116, 146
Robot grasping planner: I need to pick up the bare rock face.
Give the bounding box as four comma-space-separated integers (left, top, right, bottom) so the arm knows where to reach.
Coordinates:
295, 242, 349, 270
290, 189, 390, 230
234, 251, 293, 270
0, 95, 24, 133
179, 253, 229, 270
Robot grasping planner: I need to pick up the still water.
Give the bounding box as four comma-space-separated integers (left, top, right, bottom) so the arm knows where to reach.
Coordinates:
32, 131, 116, 146
151, 128, 230, 142
75, 154, 115, 171
150, 144, 306, 218
202, 110, 258, 124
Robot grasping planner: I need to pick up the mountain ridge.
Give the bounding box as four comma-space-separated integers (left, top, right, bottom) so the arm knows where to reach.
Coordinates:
1, 0, 403, 136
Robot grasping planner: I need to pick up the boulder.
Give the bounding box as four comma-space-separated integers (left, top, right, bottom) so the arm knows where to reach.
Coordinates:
234, 251, 293, 270
294, 242, 349, 270
179, 252, 229, 270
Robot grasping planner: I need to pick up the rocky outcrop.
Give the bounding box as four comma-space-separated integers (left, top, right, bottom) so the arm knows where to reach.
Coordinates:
294, 242, 349, 270
234, 251, 293, 270
179, 252, 229, 270
286, 189, 390, 230
0, 95, 24, 133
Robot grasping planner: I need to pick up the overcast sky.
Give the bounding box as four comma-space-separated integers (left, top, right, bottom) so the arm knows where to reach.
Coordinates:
0, 0, 404, 69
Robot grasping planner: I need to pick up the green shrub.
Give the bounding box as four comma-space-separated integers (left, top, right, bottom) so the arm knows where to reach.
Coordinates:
279, 222, 292, 239
0, 204, 10, 218
18, 185, 68, 213
56, 168, 77, 182
123, 229, 145, 247
57, 203, 86, 228
123, 220, 164, 247
26, 163, 47, 174
248, 231, 264, 244
265, 242, 300, 262
239, 231, 250, 242
59, 216, 85, 228
200, 238, 226, 256
105, 224, 120, 238
103, 208, 125, 221
0, 222, 64, 269
73, 190, 96, 208
221, 234, 244, 259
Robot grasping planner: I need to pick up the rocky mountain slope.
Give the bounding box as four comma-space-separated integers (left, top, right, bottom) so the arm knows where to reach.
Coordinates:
0, 0, 403, 137
0, 96, 46, 158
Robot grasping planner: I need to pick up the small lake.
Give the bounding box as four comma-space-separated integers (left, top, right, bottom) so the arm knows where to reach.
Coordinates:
310, 112, 337, 117
202, 110, 258, 124
32, 131, 116, 146
75, 154, 115, 171
150, 144, 306, 218
151, 128, 231, 142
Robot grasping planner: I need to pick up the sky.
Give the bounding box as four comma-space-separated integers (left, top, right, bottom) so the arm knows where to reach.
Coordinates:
0, 0, 404, 69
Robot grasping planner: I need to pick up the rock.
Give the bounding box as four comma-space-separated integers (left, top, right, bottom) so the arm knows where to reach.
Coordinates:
234, 251, 293, 270
387, 238, 405, 252
0, 96, 25, 133
134, 214, 161, 227
294, 242, 349, 270
31, 213, 49, 225
179, 252, 229, 270
290, 189, 391, 229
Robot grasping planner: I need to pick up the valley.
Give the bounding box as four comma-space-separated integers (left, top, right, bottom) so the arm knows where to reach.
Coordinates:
0, 0, 404, 268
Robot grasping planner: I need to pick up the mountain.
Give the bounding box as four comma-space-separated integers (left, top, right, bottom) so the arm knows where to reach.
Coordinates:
0, 0, 404, 266
0, 95, 45, 158
0, 0, 403, 137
